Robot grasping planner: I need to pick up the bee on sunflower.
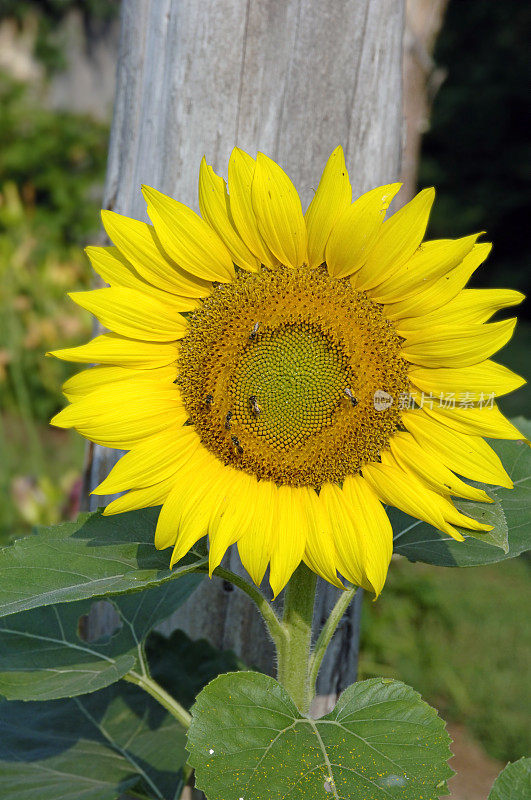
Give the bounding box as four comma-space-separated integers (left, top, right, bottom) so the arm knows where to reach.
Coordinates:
50, 147, 525, 597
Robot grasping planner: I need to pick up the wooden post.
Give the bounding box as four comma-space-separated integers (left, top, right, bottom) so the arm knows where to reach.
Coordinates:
85, 0, 405, 701
402, 0, 449, 200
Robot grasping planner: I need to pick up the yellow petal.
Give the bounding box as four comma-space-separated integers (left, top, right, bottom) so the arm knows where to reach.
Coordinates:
409, 360, 526, 401
318, 484, 364, 588
251, 152, 308, 268
326, 183, 402, 279
403, 409, 513, 487
48, 333, 180, 369
69, 287, 188, 342
154, 447, 215, 545
301, 487, 343, 588
156, 448, 224, 556
50, 382, 186, 448
384, 242, 491, 320
398, 288, 525, 330
101, 210, 211, 297
85, 246, 200, 311
198, 158, 260, 273
209, 471, 256, 574
227, 148, 278, 267
362, 460, 466, 540
355, 187, 435, 290
400, 318, 517, 368
341, 475, 393, 596
93, 425, 201, 495
142, 185, 235, 283
155, 480, 192, 553
390, 432, 492, 502
421, 402, 527, 441
381, 451, 491, 533
62, 364, 178, 402
269, 486, 308, 597
103, 475, 178, 516
439, 505, 492, 534
237, 480, 278, 586
369, 234, 479, 304
304, 146, 352, 269
379, 452, 490, 533
165, 454, 247, 568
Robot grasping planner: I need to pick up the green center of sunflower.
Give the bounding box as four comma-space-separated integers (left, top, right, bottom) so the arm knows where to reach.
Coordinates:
178, 266, 409, 487
230, 323, 352, 450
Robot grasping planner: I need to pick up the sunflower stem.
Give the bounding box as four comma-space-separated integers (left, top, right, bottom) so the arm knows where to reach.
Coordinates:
208, 565, 286, 652
277, 562, 317, 714
124, 670, 192, 729
308, 586, 357, 695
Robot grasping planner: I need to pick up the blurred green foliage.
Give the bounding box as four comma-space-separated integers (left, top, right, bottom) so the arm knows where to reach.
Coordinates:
360, 556, 531, 764
0, 414, 84, 542
0, 1, 120, 73
0, 181, 89, 421
420, 1, 531, 303
0, 73, 108, 421
0, 73, 108, 540
0, 75, 109, 246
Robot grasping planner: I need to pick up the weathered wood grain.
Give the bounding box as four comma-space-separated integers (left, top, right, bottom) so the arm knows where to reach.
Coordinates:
85, 0, 405, 701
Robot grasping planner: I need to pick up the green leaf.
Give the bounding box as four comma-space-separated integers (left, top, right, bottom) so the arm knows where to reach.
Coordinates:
187, 671, 453, 800
0, 680, 186, 800
393, 419, 530, 567
488, 757, 531, 800
0, 580, 200, 701
0, 508, 207, 618
453, 488, 509, 551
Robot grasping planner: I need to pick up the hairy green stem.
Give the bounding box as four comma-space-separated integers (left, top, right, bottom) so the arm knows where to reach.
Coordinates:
309, 586, 357, 694
193, 556, 355, 718
124, 670, 192, 729
276, 562, 317, 714
206, 564, 287, 652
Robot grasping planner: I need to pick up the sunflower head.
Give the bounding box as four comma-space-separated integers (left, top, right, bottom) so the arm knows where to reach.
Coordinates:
177, 263, 409, 487
50, 146, 525, 597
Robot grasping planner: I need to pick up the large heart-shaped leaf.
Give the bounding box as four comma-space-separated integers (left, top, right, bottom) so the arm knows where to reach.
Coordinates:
488, 757, 531, 800
0, 508, 207, 618
0, 680, 186, 800
393, 418, 530, 567
187, 671, 453, 799
0, 580, 200, 701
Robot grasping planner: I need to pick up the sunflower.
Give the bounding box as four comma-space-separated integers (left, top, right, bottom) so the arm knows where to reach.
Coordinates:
50, 147, 525, 597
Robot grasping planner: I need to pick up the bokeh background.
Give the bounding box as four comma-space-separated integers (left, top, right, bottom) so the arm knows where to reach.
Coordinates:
0, 2, 528, 796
